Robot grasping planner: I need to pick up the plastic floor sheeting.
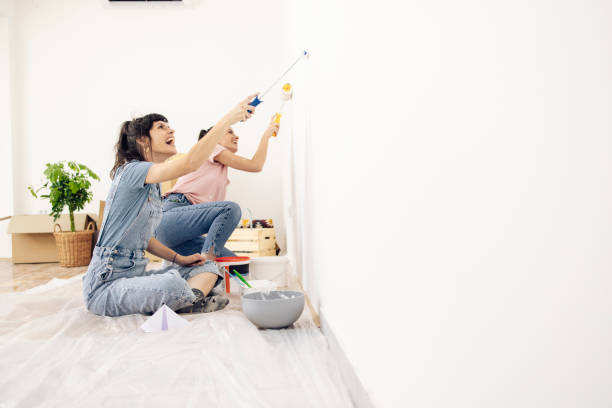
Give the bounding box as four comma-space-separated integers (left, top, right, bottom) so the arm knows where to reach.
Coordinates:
0, 275, 354, 407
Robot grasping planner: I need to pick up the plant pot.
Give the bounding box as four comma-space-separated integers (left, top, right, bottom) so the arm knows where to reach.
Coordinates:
53, 222, 96, 267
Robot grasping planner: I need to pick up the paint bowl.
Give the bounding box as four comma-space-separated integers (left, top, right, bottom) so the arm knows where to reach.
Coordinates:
242, 279, 277, 295
241, 291, 305, 329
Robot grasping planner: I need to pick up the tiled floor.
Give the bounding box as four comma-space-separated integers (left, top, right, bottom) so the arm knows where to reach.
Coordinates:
0, 260, 168, 293
0, 261, 89, 293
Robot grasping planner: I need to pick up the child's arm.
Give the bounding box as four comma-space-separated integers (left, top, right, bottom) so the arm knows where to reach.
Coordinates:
146, 237, 206, 266
215, 116, 279, 172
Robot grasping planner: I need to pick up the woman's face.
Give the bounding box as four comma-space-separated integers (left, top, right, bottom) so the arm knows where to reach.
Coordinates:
147, 120, 177, 162
220, 128, 239, 153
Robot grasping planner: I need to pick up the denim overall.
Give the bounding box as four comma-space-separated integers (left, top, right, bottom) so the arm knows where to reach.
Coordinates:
82, 163, 222, 317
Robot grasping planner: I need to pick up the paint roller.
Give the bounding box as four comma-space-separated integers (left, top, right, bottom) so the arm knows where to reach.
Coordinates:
248, 50, 308, 112
272, 82, 293, 137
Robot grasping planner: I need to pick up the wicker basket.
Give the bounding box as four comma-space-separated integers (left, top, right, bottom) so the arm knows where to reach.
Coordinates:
53, 222, 96, 267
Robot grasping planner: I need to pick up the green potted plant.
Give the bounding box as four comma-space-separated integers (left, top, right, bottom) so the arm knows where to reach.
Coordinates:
29, 161, 100, 267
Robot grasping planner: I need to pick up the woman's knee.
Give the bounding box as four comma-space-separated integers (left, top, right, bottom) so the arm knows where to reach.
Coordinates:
152, 273, 195, 308
224, 201, 241, 224
156, 271, 189, 293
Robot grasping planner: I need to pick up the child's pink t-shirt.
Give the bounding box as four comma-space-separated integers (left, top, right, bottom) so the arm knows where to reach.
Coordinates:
165, 145, 229, 204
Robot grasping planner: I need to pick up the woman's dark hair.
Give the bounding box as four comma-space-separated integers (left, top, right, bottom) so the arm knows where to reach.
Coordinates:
198, 127, 213, 141
110, 113, 168, 179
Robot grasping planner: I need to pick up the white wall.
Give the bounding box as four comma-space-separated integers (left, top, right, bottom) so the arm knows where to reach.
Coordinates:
9, 0, 287, 256
287, 0, 612, 407
0, 15, 13, 258
0, 0, 15, 258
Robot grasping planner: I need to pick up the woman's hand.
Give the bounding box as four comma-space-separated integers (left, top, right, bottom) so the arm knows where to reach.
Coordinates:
176, 253, 207, 267
224, 93, 259, 125
265, 114, 280, 138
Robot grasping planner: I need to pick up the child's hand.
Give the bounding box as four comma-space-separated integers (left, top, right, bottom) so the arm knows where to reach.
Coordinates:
266, 114, 280, 137
176, 253, 206, 266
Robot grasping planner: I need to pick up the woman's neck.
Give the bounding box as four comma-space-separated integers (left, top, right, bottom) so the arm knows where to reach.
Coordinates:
150, 151, 173, 163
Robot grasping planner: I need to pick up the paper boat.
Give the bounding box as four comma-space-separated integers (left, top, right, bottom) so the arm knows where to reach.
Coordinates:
141, 304, 189, 333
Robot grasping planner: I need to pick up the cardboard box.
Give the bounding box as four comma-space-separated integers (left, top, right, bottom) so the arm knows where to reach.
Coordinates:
8, 214, 97, 264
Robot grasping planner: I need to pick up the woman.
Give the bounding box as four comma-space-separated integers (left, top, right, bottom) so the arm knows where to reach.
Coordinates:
155, 115, 280, 258
82, 94, 257, 317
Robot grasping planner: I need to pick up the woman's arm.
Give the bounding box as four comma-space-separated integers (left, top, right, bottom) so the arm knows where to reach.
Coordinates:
215, 116, 279, 172
146, 237, 206, 266
145, 94, 258, 184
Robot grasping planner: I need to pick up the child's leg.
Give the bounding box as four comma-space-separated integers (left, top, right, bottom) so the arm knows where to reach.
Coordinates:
199, 201, 241, 256
185, 246, 218, 296
171, 236, 237, 258
156, 201, 241, 257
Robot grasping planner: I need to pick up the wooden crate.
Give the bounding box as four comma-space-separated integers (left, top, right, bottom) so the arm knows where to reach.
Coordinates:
226, 228, 276, 257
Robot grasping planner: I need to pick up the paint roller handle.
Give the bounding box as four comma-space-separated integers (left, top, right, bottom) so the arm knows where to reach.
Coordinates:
271, 113, 281, 137
247, 95, 263, 113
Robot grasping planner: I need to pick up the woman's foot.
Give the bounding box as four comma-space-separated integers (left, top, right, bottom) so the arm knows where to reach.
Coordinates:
200, 295, 230, 313
176, 288, 229, 314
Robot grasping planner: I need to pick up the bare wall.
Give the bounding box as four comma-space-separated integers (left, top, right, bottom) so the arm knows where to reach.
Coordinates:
9, 0, 288, 256
288, 0, 612, 406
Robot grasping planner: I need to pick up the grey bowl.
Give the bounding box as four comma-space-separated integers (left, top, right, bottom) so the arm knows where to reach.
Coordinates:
241, 290, 305, 329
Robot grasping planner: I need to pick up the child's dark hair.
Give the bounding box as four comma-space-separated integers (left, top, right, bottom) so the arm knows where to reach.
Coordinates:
110, 113, 168, 179
198, 127, 213, 141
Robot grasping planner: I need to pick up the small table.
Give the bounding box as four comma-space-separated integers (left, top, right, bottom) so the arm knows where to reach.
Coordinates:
215, 256, 251, 293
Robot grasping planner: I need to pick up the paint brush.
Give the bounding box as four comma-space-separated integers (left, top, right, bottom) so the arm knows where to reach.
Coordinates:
232, 269, 252, 288
229, 273, 247, 288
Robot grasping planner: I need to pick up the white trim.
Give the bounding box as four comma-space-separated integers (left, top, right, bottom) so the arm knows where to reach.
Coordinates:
320, 309, 377, 408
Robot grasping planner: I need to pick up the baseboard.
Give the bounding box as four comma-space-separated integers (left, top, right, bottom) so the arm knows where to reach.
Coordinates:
292, 276, 321, 327
320, 309, 376, 408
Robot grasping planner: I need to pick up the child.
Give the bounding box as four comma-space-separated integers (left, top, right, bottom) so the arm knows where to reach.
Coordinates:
155, 116, 279, 258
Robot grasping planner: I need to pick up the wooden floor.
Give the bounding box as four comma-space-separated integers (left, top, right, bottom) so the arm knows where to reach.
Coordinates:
0, 261, 89, 293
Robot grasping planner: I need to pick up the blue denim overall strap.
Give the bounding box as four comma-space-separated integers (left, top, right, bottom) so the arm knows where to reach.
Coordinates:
85, 164, 130, 287
88, 162, 161, 282
97, 162, 162, 252
115, 182, 162, 251
96, 164, 128, 245
102, 175, 162, 282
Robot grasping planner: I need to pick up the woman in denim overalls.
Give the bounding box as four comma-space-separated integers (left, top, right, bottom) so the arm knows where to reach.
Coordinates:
83, 94, 257, 317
